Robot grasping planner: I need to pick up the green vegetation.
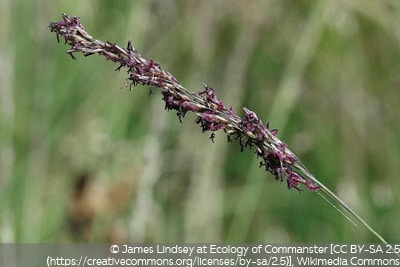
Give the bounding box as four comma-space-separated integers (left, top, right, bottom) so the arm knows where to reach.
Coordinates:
1, 1, 400, 243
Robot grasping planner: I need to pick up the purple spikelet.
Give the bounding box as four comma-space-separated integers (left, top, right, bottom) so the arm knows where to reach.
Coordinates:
49, 13, 320, 191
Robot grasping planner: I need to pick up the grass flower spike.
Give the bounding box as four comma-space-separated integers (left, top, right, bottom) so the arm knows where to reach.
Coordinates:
49, 13, 387, 243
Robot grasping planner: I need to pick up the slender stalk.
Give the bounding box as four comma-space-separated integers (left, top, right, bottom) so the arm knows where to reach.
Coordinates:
49, 13, 387, 243
294, 162, 388, 244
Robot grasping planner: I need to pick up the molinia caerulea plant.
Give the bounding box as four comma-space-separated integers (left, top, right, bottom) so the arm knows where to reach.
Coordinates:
50, 13, 386, 243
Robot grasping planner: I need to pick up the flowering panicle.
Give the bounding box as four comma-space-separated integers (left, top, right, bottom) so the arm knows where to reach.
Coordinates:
49, 13, 319, 191
49, 13, 390, 243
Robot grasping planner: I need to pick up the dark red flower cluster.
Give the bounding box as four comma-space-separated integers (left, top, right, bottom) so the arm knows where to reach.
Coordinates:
49, 13, 320, 192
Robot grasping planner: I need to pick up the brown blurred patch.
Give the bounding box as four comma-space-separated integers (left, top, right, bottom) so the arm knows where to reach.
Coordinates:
67, 170, 138, 242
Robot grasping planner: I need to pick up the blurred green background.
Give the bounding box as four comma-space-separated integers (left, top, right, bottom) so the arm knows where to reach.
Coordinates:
1, 0, 400, 243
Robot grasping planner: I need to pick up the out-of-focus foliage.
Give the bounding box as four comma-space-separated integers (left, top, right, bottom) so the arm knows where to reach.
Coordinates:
1, 0, 400, 243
